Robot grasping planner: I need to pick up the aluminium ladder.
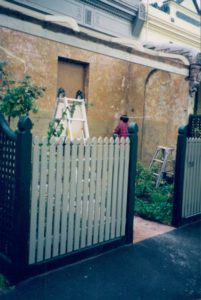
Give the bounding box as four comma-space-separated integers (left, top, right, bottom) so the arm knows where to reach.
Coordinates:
54, 96, 89, 141
149, 146, 174, 188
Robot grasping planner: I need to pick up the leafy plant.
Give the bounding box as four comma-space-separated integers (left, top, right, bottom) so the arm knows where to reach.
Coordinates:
0, 273, 8, 290
0, 61, 45, 124
135, 162, 173, 225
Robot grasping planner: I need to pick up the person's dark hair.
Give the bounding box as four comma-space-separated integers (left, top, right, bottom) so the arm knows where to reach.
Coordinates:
120, 114, 129, 123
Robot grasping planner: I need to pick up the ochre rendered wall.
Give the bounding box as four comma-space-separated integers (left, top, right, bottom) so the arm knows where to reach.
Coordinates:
0, 27, 188, 163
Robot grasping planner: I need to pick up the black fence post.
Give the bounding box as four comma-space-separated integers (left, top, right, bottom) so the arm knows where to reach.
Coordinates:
172, 125, 188, 227
126, 123, 138, 244
11, 116, 33, 278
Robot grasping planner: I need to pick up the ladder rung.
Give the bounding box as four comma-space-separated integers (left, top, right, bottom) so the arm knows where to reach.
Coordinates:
68, 118, 85, 122
153, 173, 160, 176
153, 159, 164, 163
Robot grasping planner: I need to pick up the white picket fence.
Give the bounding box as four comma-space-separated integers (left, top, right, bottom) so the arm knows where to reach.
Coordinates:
29, 137, 130, 264
182, 138, 201, 218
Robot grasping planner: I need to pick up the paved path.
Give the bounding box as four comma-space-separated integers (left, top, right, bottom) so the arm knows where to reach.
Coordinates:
1, 220, 201, 300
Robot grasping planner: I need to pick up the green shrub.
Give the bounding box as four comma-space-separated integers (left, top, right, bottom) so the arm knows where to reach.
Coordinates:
135, 162, 173, 225
0, 273, 8, 290
0, 61, 45, 125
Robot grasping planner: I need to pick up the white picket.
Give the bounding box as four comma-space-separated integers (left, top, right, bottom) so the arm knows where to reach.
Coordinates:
29, 135, 131, 264
52, 141, 63, 257
99, 137, 108, 242
87, 138, 97, 246
80, 139, 90, 248
37, 137, 48, 262
182, 138, 201, 218
197, 140, 201, 212
116, 138, 125, 237
29, 137, 40, 264
105, 137, 114, 241
121, 138, 130, 235
93, 137, 103, 244
60, 140, 70, 255
45, 139, 56, 259
111, 138, 119, 239
74, 140, 84, 250
194, 139, 201, 213
67, 140, 77, 252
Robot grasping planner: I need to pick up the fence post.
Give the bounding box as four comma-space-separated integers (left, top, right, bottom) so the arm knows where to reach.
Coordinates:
172, 125, 187, 227
126, 123, 138, 244
11, 116, 33, 277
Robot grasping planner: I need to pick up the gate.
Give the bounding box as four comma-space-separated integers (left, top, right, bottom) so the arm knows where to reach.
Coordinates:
173, 115, 201, 226
29, 137, 131, 264
0, 114, 138, 283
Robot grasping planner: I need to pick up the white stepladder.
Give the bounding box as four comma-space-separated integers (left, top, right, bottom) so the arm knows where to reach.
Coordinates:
53, 95, 89, 141
149, 146, 174, 188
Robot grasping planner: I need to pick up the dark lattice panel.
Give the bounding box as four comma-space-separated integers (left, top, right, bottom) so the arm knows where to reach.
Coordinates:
0, 131, 16, 258
188, 115, 201, 138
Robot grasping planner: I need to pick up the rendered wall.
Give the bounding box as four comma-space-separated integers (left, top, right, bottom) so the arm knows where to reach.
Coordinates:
0, 27, 188, 163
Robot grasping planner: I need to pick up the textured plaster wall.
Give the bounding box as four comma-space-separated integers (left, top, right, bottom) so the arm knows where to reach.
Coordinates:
0, 27, 189, 162
141, 70, 188, 165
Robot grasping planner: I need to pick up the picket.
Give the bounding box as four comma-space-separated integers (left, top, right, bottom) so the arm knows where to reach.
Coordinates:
111, 138, 119, 239
53, 140, 63, 257
121, 138, 130, 235
29, 137, 40, 264
182, 138, 201, 218
37, 137, 47, 262
99, 137, 108, 243
87, 138, 97, 246
80, 139, 90, 248
67, 140, 77, 252
93, 137, 103, 244
45, 139, 56, 259
116, 138, 125, 237
105, 138, 114, 240
29, 136, 131, 264
74, 139, 84, 250
60, 140, 70, 255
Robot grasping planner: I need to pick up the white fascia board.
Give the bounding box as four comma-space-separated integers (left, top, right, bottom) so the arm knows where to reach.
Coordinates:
147, 16, 200, 43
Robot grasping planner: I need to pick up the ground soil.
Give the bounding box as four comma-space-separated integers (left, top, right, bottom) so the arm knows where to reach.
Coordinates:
133, 216, 175, 243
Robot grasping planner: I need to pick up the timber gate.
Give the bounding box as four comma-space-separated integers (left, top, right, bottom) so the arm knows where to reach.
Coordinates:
173, 115, 201, 226
0, 114, 138, 283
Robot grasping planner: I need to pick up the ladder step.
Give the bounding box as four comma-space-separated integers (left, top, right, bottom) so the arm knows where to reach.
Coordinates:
150, 145, 174, 187
68, 118, 85, 122
153, 159, 164, 163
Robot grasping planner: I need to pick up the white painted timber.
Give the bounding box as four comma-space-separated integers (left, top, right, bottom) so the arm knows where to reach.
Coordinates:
45, 139, 56, 259
60, 140, 70, 255
99, 137, 109, 243
29, 137, 40, 264
74, 139, 84, 250
80, 139, 90, 248
182, 138, 201, 218
93, 137, 103, 244
121, 138, 130, 235
105, 137, 115, 240
67, 139, 77, 252
111, 138, 120, 239
37, 137, 47, 262
28, 136, 130, 264
87, 138, 97, 246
